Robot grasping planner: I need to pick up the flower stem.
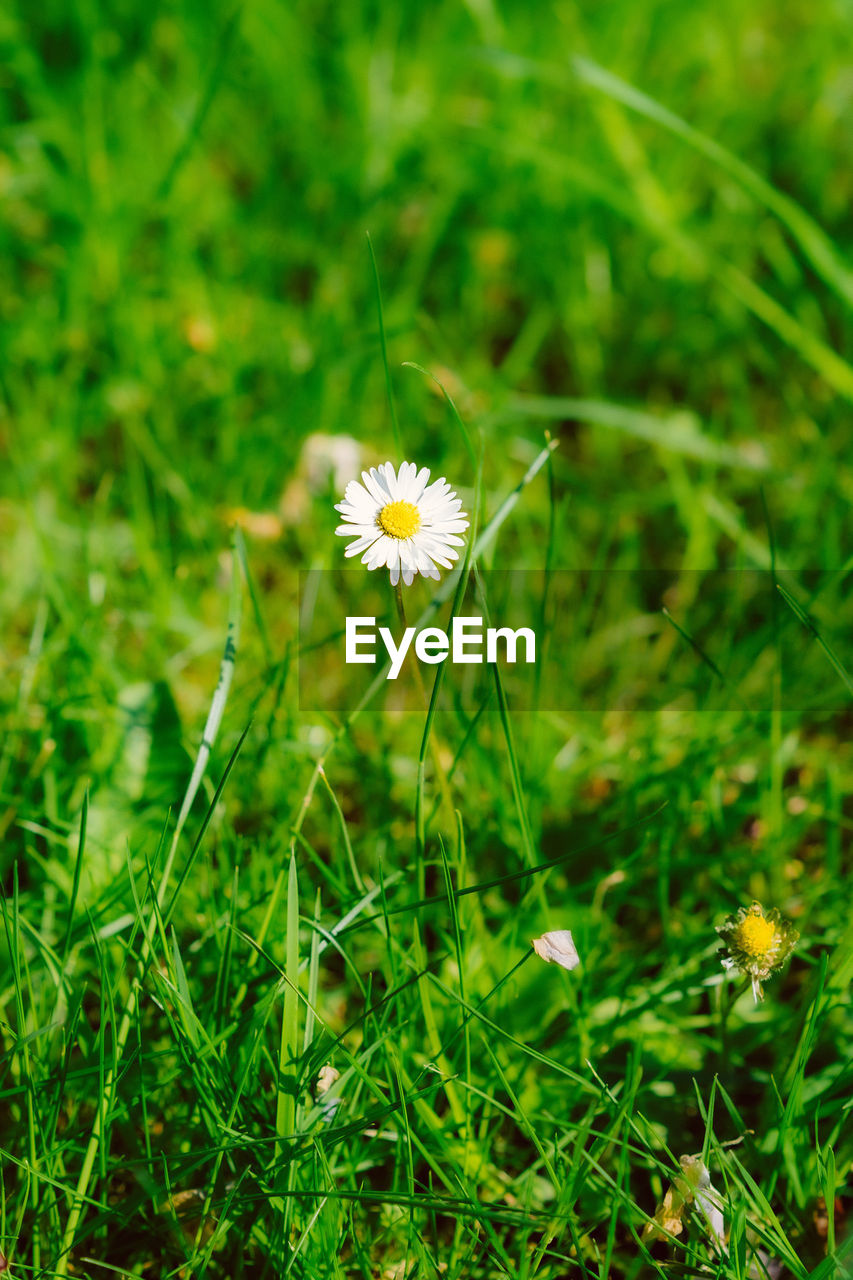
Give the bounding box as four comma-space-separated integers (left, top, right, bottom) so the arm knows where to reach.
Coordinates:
393, 581, 430, 713
717, 973, 749, 1061
392, 580, 453, 888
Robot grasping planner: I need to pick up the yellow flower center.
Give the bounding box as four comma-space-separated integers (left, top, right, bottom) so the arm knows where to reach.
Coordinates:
377, 500, 421, 540
735, 912, 776, 959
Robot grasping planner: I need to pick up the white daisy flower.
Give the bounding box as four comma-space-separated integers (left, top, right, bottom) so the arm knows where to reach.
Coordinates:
334, 460, 469, 587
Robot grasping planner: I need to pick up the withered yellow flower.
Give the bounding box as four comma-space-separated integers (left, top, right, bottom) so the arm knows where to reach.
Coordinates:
716, 901, 799, 1002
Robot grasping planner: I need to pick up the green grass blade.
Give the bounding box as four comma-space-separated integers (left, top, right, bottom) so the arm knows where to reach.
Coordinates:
572, 54, 853, 309
53, 542, 243, 1277
777, 582, 853, 697
366, 231, 402, 458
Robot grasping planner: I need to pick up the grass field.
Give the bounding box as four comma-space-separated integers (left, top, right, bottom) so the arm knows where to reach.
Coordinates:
2, 1, 853, 1276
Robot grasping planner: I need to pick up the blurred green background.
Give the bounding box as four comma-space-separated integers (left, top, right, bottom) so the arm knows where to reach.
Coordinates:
2, 1, 853, 1276
3, 0, 852, 543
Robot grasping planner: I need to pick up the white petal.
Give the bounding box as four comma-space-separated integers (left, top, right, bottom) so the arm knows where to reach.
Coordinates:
398, 461, 417, 498
364, 536, 392, 570
417, 537, 457, 566
340, 531, 383, 555
335, 522, 381, 538
424, 520, 469, 534
420, 476, 450, 499
342, 479, 374, 507
431, 533, 466, 547
410, 466, 431, 503
316, 1064, 340, 1095
421, 499, 462, 520
362, 468, 391, 506
336, 498, 379, 519
423, 551, 454, 570
416, 545, 440, 577
380, 461, 400, 500
386, 540, 401, 573
680, 1157, 728, 1255
417, 553, 453, 571
419, 496, 457, 519
532, 930, 580, 971
402, 540, 422, 573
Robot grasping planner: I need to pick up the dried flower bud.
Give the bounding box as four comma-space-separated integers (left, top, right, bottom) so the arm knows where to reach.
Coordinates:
532, 930, 580, 971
